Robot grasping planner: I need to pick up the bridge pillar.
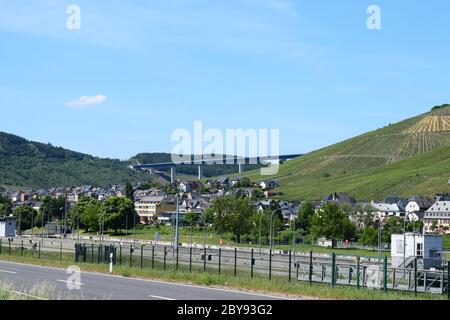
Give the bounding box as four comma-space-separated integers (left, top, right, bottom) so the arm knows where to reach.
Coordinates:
238, 163, 244, 174
198, 165, 204, 180
170, 166, 176, 183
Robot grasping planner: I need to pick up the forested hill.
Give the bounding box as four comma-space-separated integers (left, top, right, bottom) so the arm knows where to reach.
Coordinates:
0, 132, 260, 189
0, 132, 149, 188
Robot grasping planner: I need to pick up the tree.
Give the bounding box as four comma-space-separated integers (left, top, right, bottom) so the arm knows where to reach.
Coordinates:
0, 195, 12, 217
205, 195, 257, 243
68, 196, 101, 232
184, 211, 200, 227
125, 182, 135, 202
310, 202, 356, 247
40, 195, 65, 221
381, 216, 403, 243
359, 226, 378, 247
250, 209, 283, 245
13, 206, 37, 231
99, 196, 136, 234
296, 201, 315, 232
341, 203, 376, 232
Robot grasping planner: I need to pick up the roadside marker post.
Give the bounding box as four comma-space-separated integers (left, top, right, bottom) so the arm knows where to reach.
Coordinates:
9, 239, 11, 256
60, 242, 62, 260
309, 251, 313, 285
109, 252, 114, 274
21, 240, 24, 256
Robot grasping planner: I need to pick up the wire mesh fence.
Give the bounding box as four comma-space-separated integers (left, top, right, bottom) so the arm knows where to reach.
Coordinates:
1, 237, 448, 298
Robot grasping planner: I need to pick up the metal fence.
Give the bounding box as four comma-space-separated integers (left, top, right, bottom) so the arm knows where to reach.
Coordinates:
1, 237, 449, 298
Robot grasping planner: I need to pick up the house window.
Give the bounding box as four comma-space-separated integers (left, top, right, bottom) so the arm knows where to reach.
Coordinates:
417, 243, 423, 257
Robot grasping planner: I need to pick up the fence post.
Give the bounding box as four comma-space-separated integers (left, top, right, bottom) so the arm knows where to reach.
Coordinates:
129, 246, 133, 268
309, 251, 313, 285
447, 261, 449, 300
152, 245, 155, 269
9, 240, 11, 256
163, 246, 167, 271
0, 238, 2, 255
219, 248, 222, 275
269, 249, 272, 280
414, 257, 417, 296
392, 268, 396, 289
203, 247, 207, 272
60, 242, 63, 260
288, 250, 292, 283
189, 247, 192, 272
176, 246, 179, 271
251, 248, 254, 279
91, 244, 94, 264
21, 240, 24, 256
383, 256, 388, 292
119, 245, 122, 266
141, 245, 144, 269
331, 253, 336, 288
38, 241, 40, 259
234, 248, 237, 277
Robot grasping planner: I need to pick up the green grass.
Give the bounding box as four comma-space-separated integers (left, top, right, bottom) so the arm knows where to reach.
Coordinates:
230, 107, 450, 201
0, 248, 443, 300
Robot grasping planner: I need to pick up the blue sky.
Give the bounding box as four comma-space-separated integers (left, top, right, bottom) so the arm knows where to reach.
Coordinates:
0, 0, 449, 159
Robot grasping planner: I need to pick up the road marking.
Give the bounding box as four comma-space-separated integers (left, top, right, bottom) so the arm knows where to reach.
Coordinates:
149, 295, 176, 300
11, 290, 48, 300
57, 279, 84, 286
0, 269, 17, 274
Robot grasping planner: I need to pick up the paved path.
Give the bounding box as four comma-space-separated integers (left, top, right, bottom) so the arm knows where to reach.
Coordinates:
0, 261, 294, 300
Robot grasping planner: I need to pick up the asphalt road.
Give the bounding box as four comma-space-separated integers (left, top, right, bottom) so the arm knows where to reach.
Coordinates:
0, 261, 293, 300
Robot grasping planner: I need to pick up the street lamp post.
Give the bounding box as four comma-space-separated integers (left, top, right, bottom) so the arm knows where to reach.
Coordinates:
269, 208, 281, 253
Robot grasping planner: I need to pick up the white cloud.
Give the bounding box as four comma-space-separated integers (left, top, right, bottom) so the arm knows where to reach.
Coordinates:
67, 95, 107, 107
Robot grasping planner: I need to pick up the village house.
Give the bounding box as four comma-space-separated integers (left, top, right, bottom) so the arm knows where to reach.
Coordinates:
405, 195, 433, 221
135, 195, 176, 224
423, 200, 450, 234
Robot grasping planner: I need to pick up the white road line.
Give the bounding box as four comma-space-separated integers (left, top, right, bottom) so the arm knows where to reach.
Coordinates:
149, 295, 176, 300
11, 290, 48, 300
57, 279, 84, 286
0, 269, 17, 274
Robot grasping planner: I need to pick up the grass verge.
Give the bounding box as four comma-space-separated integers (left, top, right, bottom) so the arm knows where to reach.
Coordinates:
0, 254, 446, 301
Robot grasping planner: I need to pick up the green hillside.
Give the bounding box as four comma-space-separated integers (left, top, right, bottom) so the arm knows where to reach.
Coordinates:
0, 132, 149, 188
240, 105, 450, 201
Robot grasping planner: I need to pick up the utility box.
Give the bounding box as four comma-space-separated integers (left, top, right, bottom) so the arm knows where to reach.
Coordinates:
391, 233, 443, 269
0, 217, 16, 238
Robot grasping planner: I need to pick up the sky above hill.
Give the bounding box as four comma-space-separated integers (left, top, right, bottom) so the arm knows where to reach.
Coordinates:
1, 0, 449, 159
